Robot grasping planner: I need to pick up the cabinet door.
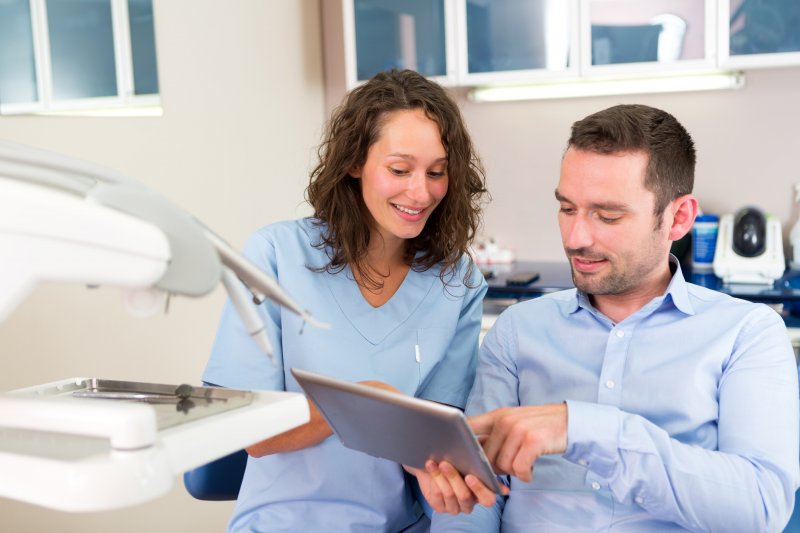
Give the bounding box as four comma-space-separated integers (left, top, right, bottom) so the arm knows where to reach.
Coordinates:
581, 0, 716, 76
456, 0, 579, 85
719, 0, 800, 69
343, 0, 456, 88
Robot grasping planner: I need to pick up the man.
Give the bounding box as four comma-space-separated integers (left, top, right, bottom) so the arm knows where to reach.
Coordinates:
418, 104, 800, 531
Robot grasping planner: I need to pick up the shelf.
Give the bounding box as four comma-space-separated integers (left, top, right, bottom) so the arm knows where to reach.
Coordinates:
483, 260, 800, 324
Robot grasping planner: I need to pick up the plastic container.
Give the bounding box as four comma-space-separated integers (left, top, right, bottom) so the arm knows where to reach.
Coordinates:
692, 214, 719, 270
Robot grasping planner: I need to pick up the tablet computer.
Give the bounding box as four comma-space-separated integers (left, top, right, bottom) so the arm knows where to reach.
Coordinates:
290, 367, 501, 493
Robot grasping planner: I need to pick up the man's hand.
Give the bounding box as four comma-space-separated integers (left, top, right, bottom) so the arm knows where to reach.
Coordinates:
405, 461, 505, 515
470, 404, 568, 482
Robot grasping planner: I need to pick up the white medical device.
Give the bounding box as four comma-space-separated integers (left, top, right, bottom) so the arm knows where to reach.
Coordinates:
712, 209, 785, 284
0, 140, 324, 511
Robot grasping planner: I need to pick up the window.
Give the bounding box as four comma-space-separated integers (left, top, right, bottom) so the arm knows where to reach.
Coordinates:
0, 0, 160, 115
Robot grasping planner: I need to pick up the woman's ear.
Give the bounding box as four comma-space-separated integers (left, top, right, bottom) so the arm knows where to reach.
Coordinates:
668, 194, 699, 241
349, 166, 362, 179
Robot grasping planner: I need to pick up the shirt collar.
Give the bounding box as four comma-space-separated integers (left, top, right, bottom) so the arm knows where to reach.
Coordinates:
664, 254, 695, 316
569, 254, 695, 317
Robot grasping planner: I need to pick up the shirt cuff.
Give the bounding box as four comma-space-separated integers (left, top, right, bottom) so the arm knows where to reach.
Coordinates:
563, 400, 622, 479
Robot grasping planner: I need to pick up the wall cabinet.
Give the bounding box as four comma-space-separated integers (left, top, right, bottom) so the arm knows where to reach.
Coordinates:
339, 0, 582, 88
581, 0, 717, 77
327, 0, 800, 92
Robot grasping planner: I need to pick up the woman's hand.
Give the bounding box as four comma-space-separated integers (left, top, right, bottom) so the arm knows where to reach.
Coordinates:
404, 460, 504, 515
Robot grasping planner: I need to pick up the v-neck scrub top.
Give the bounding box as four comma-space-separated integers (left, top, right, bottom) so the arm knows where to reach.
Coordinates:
203, 218, 488, 533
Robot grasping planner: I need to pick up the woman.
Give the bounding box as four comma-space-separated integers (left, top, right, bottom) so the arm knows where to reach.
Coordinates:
203, 69, 488, 532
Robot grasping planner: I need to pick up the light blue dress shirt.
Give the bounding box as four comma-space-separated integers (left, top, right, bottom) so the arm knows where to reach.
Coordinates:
203, 218, 487, 533
433, 259, 799, 532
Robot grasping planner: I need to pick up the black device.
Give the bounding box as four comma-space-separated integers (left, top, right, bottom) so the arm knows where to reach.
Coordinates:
733, 207, 767, 258
506, 271, 540, 286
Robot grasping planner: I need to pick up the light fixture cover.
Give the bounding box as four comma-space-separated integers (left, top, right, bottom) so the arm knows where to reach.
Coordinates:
469, 72, 745, 102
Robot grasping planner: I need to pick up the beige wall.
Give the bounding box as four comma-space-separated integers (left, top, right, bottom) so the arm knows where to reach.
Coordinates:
0, 1, 324, 531
457, 67, 800, 262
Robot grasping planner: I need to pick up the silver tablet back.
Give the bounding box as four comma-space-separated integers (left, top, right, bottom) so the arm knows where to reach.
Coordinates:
291, 367, 500, 493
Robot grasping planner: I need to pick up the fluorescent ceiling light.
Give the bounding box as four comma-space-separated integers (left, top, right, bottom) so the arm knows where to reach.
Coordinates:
468, 72, 745, 102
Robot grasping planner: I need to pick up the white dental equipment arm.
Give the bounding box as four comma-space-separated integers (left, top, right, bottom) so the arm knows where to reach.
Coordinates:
0, 140, 327, 356
0, 142, 325, 513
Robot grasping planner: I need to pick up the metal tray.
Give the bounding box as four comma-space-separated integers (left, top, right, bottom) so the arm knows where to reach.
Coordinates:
64, 378, 254, 430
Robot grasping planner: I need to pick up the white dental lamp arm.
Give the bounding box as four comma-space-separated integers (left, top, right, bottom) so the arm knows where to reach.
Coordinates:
220, 266, 274, 362
0, 140, 328, 355
204, 228, 328, 330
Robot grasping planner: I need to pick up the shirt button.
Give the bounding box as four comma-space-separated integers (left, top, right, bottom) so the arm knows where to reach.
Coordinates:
591, 482, 601, 490
578, 458, 588, 466
616, 330, 625, 338
605, 380, 615, 389
635, 495, 644, 504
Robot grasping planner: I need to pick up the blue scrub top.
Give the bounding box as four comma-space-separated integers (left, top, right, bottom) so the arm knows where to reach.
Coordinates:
204, 218, 487, 532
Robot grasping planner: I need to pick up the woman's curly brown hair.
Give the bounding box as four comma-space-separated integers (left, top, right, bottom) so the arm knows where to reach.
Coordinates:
305, 69, 488, 289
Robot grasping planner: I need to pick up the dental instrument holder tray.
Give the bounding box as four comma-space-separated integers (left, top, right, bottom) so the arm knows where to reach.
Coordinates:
66, 378, 253, 430
0, 377, 309, 512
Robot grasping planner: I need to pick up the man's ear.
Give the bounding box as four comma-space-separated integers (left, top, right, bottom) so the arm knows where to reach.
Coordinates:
668, 194, 699, 241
